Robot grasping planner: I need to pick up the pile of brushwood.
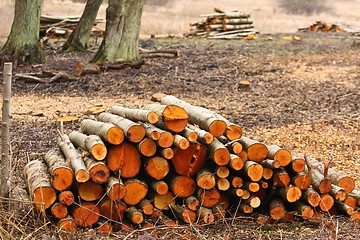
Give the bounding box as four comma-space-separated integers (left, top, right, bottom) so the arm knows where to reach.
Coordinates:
24, 95, 360, 233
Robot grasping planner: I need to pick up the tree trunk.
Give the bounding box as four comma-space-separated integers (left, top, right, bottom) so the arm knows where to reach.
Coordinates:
62, 0, 103, 52
1, 0, 44, 65
91, 0, 145, 64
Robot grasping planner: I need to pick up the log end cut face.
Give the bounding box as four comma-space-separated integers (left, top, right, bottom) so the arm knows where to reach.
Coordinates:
147, 111, 159, 124
123, 180, 148, 205
127, 125, 146, 143
270, 205, 286, 220
33, 187, 57, 211
72, 203, 100, 228
338, 177, 355, 194
107, 127, 125, 145
198, 188, 221, 208
89, 165, 110, 184
226, 125, 243, 140
163, 105, 188, 133
274, 149, 292, 167
247, 164, 264, 182
75, 169, 90, 183
139, 138, 157, 157
209, 120, 227, 137
172, 176, 196, 198
78, 181, 105, 201
294, 175, 311, 190
99, 199, 126, 221
213, 148, 230, 166
247, 143, 268, 162
291, 159, 306, 173
91, 143, 108, 161
172, 143, 207, 177
52, 168, 73, 191
108, 184, 127, 201
319, 194, 334, 212
107, 143, 141, 178
145, 156, 170, 180
286, 186, 302, 203
58, 218, 77, 232
158, 132, 174, 148
197, 174, 216, 190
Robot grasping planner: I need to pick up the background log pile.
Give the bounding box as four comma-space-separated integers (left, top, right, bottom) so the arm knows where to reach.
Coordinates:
298, 20, 360, 34
186, 8, 258, 39
40, 15, 103, 39
24, 95, 360, 233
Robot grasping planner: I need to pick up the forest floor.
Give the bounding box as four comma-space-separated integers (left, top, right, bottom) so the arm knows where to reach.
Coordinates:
1, 32, 360, 239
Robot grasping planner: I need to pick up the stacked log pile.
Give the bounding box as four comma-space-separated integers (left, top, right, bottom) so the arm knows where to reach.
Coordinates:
40, 15, 103, 39
298, 21, 360, 34
24, 95, 360, 233
186, 8, 258, 39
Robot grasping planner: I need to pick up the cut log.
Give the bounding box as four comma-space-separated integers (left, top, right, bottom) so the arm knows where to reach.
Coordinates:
267, 145, 291, 167
306, 157, 355, 194
98, 112, 145, 143
212, 203, 227, 219
225, 140, 243, 154
123, 179, 148, 205
241, 161, 264, 182
144, 156, 169, 180
244, 182, 260, 193
306, 167, 332, 195
229, 188, 244, 197
106, 142, 141, 178
97, 221, 113, 234
197, 188, 221, 208
196, 168, 216, 190
228, 154, 244, 171
334, 201, 354, 216
106, 176, 127, 201
160, 96, 226, 137
59, 190, 75, 206
216, 166, 230, 178
150, 208, 164, 221
329, 184, 346, 201
23, 160, 57, 210
240, 203, 253, 214
110, 105, 159, 124
181, 127, 198, 142
77, 180, 104, 201
217, 178, 230, 191
260, 159, 281, 169
302, 186, 321, 207
172, 142, 207, 177
143, 103, 188, 133
171, 205, 196, 223
279, 185, 302, 203
186, 196, 201, 211
80, 119, 124, 145
239, 137, 268, 162
160, 215, 177, 227
58, 134, 90, 183
187, 124, 214, 144
51, 202, 68, 219
99, 197, 126, 221
291, 172, 311, 190
151, 180, 169, 195
156, 130, 174, 148
75, 61, 101, 76
139, 199, 154, 215
170, 175, 196, 198
173, 134, 190, 150
287, 153, 306, 173
343, 195, 357, 210
318, 194, 334, 212
229, 176, 243, 188
197, 207, 215, 224
348, 189, 360, 207
126, 206, 144, 224
69, 131, 107, 160
294, 201, 314, 219
269, 199, 286, 220
152, 191, 175, 210
159, 147, 174, 160
71, 202, 100, 227
141, 122, 161, 140
236, 150, 248, 163
207, 138, 231, 166
262, 168, 273, 180
84, 156, 110, 184
137, 138, 157, 157
58, 216, 77, 232
245, 196, 261, 208
44, 149, 73, 191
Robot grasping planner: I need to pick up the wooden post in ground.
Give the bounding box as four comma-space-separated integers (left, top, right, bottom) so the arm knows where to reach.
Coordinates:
1, 62, 12, 198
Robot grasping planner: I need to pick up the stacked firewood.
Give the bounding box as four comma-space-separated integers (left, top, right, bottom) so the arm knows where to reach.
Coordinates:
186, 8, 258, 39
39, 15, 103, 39
24, 95, 360, 233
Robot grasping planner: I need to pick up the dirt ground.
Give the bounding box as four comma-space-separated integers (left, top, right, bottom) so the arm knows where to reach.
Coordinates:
1, 32, 360, 239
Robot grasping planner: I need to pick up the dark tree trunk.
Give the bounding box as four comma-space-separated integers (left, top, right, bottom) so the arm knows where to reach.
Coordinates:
62, 0, 103, 52
91, 0, 144, 64
0, 0, 44, 65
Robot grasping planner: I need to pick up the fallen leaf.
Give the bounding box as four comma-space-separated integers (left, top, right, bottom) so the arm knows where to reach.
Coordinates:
86, 106, 106, 115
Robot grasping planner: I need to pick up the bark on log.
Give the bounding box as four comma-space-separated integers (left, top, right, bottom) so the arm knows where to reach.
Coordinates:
59, 190, 75, 206
58, 216, 77, 232
77, 180, 104, 201
171, 205, 196, 223
173, 134, 190, 150
126, 206, 144, 224
239, 137, 268, 162
286, 153, 306, 173
141, 122, 161, 140
23, 160, 57, 210
99, 197, 126, 221
207, 138, 230, 166
110, 105, 159, 124
123, 179, 148, 205
151, 180, 169, 195
170, 175, 196, 198
269, 199, 286, 220
69, 131, 107, 160
279, 185, 302, 203
139, 199, 154, 215
160, 96, 226, 137
152, 191, 175, 210
197, 188, 221, 208
106, 142, 141, 178
334, 201, 354, 216
348, 189, 360, 207
144, 156, 169, 180
228, 154, 244, 171
197, 207, 215, 224
71, 202, 100, 227
294, 201, 314, 219
84, 156, 110, 184
50, 202, 68, 219
305, 167, 332, 195
196, 168, 216, 190
172, 143, 207, 177
44, 149, 73, 191
143, 103, 188, 133
181, 127, 198, 142
186, 196, 201, 211
106, 176, 127, 201
58, 134, 90, 183
267, 145, 291, 167
241, 161, 264, 182
260, 159, 281, 169
75, 61, 101, 76
98, 112, 146, 143
186, 124, 214, 144
329, 184, 346, 201
80, 119, 124, 145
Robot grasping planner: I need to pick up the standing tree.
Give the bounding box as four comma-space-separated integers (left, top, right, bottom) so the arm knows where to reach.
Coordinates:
0, 0, 44, 65
91, 0, 145, 65
62, 0, 103, 52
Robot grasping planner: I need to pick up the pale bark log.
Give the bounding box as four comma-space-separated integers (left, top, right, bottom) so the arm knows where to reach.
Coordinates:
80, 119, 124, 145
110, 105, 159, 124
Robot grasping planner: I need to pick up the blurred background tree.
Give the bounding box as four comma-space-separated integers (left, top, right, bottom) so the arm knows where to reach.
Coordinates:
278, 0, 330, 15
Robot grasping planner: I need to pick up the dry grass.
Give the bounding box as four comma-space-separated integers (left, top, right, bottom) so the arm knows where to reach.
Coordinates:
1, 0, 360, 40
